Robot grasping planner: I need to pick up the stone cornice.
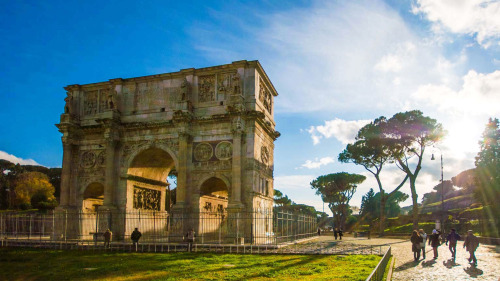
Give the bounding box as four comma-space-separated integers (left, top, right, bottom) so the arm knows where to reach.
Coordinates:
122, 120, 174, 129
244, 110, 280, 140
63, 60, 265, 90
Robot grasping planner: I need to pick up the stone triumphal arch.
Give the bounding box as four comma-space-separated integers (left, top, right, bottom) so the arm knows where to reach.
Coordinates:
56, 60, 279, 241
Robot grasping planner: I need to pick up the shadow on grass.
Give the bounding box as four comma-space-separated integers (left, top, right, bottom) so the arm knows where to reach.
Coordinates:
0, 248, 325, 281
243, 254, 326, 279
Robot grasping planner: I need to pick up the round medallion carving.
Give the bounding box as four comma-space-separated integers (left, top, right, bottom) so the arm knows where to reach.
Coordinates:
96, 151, 106, 166
215, 141, 232, 160
81, 151, 96, 168
261, 146, 269, 164
194, 142, 213, 162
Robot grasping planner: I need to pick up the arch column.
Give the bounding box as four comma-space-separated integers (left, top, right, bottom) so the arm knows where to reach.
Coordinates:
230, 130, 243, 205
103, 138, 117, 207
59, 139, 72, 207
174, 133, 189, 209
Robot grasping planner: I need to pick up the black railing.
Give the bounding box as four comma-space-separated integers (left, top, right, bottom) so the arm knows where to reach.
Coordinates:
366, 246, 391, 281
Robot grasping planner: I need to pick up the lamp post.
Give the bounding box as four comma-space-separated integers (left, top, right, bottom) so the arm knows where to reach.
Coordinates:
431, 150, 445, 234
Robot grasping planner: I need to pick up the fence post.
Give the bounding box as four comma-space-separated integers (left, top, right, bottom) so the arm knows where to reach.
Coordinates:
52, 212, 55, 241
64, 210, 68, 243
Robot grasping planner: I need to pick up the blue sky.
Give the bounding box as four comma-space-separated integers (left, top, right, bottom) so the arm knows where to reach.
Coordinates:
1, 0, 499, 213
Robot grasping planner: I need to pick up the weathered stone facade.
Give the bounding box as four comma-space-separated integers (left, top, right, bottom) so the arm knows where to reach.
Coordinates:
56, 60, 279, 241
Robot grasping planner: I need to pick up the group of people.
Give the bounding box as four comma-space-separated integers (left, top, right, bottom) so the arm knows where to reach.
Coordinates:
333, 228, 343, 240
410, 228, 480, 266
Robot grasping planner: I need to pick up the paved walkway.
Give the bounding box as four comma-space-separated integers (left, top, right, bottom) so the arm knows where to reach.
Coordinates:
299, 235, 500, 280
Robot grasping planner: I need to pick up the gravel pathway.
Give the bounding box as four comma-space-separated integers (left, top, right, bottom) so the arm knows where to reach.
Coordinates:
307, 235, 500, 281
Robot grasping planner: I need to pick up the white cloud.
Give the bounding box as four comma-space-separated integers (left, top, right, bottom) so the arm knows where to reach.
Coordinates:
0, 150, 40, 166
301, 157, 335, 169
413, 0, 500, 47
374, 42, 416, 73
375, 54, 403, 72
195, 0, 464, 115
412, 70, 500, 116
308, 118, 371, 145
274, 175, 315, 191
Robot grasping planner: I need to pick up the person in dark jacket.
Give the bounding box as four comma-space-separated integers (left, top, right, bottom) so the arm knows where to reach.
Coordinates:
185, 228, 195, 252
131, 228, 142, 251
338, 229, 343, 240
463, 230, 479, 266
334, 228, 338, 240
428, 229, 441, 259
103, 229, 112, 248
446, 228, 461, 259
410, 230, 423, 261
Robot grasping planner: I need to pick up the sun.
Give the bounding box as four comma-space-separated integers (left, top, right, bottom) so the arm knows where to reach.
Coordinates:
441, 118, 482, 160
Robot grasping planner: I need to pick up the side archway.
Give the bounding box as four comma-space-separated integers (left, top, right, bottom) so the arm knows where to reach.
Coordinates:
82, 182, 104, 212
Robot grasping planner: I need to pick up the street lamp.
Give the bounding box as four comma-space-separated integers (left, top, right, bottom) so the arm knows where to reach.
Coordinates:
431, 149, 445, 234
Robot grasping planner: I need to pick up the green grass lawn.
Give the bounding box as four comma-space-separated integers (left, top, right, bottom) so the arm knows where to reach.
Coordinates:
0, 248, 381, 281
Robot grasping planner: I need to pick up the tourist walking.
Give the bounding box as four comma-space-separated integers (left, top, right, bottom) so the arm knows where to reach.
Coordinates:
463, 230, 479, 266
185, 228, 195, 252
410, 230, 423, 261
445, 228, 461, 259
334, 228, 338, 240
317, 228, 321, 236
419, 229, 427, 259
103, 229, 112, 248
131, 228, 142, 251
338, 229, 343, 240
428, 229, 441, 259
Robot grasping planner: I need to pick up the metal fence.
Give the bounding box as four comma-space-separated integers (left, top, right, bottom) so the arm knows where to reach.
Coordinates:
0, 210, 317, 246
366, 246, 392, 281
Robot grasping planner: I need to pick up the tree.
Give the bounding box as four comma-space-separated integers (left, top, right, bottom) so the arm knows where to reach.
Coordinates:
451, 168, 476, 193
383, 110, 445, 229
339, 117, 409, 236
310, 172, 365, 229
274, 189, 292, 207
14, 172, 57, 210
474, 118, 500, 235
359, 188, 377, 224
360, 189, 408, 226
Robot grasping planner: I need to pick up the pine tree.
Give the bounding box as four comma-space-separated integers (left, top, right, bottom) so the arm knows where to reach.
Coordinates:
474, 118, 500, 236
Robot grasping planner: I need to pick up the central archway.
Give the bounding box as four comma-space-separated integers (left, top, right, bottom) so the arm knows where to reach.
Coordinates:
125, 147, 177, 239
126, 147, 176, 211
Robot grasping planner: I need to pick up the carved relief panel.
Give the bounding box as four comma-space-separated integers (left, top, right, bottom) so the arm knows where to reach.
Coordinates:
78, 149, 106, 191
137, 81, 163, 110
217, 72, 241, 100
198, 75, 215, 102
133, 186, 161, 211
215, 141, 232, 160
84, 90, 98, 116
260, 146, 270, 165
259, 78, 272, 114
98, 89, 110, 113
192, 141, 233, 171
80, 150, 106, 170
